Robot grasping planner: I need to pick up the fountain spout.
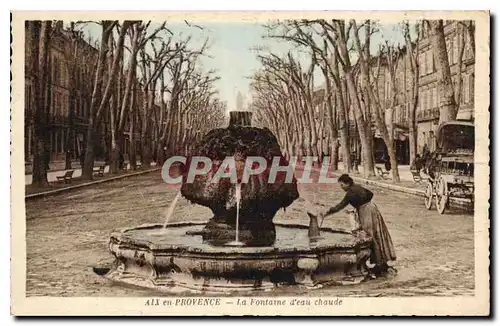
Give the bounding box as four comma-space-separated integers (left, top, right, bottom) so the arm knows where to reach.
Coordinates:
307, 212, 321, 239
229, 111, 252, 127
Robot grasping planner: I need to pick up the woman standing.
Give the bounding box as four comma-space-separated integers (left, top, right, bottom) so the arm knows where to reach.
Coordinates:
313, 174, 397, 277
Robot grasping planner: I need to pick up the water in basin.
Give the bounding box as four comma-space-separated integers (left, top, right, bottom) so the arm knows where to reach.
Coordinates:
121, 224, 359, 253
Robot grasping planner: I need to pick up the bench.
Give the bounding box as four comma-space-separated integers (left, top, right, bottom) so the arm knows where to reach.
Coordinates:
93, 165, 105, 177
410, 169, 422, 183
56, 170, 74, 184
375, 166, 390, 179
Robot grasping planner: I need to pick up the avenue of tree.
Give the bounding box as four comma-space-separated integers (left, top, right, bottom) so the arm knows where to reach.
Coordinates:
250, 19, 475, 182
27, 20, 226, 186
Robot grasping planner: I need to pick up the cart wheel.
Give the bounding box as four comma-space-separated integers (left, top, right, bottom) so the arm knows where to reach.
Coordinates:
424, 182, 433, 210
435, 177, 449, 215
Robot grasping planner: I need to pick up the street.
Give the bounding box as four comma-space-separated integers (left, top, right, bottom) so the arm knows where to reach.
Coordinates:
25, 171, 475, 297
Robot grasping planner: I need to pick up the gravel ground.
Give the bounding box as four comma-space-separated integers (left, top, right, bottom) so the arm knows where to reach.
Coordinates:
25, 171, 475, 297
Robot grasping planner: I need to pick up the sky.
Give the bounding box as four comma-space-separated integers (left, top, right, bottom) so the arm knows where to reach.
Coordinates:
76, 21, 415, 111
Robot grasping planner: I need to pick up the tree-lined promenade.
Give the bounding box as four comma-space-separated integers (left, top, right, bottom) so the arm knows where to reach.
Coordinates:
26, 20, 226, 187
25, 19, 475, 189
250, 19, 475, 182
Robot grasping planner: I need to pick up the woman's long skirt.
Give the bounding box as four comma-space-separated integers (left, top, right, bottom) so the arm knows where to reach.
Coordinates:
356, 202, 397, 265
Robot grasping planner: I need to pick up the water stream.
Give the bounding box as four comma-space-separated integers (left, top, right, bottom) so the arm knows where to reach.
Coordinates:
163, 191, 182, 228
225, 182, 244, 246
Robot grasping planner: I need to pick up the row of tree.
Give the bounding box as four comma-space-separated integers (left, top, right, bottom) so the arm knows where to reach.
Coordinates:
250, 19, 475, 182
27, 20, 226, 187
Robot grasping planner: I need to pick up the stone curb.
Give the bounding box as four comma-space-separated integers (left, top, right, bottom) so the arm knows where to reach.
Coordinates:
25, 167, 161, 200
329, 172, 470, 206
295, 165, 426, 197
341, 174, 426, 197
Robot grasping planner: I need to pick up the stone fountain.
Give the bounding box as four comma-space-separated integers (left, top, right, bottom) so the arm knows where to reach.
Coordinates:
103, 111, 372, 293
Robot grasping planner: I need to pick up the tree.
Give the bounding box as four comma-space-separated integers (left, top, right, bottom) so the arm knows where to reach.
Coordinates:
428, 20, 458, 124
402, 21, 420, 164
366, 43, 402, 182
106, 21, 169, 173
351, 19, 401, 182
30, 20, 52, 187
319, 19, 375, 177
252, 52, 318, 161
81, 20, 119, 180
265, 20, 351, 171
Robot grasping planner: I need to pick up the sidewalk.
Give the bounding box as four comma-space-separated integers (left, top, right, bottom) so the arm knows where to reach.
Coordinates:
25, 161, 157, 186
338, 164, 417, 183
295, 163, 426, 197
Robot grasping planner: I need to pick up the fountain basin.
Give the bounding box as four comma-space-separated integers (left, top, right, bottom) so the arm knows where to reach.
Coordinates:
105, 222, 372, 293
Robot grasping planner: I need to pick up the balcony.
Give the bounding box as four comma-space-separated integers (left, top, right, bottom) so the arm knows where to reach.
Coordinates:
74, 116, 90, 126
417, 107, 440, 122
50, 114, 69, 126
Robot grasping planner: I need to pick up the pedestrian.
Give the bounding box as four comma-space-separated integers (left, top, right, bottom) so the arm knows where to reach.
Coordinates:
384, 154, 391, 171
119, 152, 125, 170
44, 151, 50, 171
309, 174, 397, 277
79, 149, 85, 168
410, 154, 422, 172
422, 143, 430, 159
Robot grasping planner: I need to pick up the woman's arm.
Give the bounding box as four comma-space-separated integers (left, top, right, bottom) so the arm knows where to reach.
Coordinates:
323, 193, 350, 216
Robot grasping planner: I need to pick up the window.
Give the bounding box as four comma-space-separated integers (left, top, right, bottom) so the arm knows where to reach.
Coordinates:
56, 93, 61, 116
425, 51, 434, 74
53, 57, 59, 84
419, 54, 424, 76
446, 40, 453, 65
432, 88, 437, 108
424, 52, 429, 74
463, 74, 470, 103
465, 31, 473, 59
469, 74, 474, 103
51, 92, 55, 115
418, 91, 422, 111
453, 34, 459, 64
423, 90, 428, 111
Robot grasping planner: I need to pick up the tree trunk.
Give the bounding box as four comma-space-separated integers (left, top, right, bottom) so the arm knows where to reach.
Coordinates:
330, 139, 339, 171
129, 112, 137, 170
345, 71, 375, 178
387, 139, 400, 182
82, 125, 97, 179
338, 77, 351, 172
156, 142, 165, 166
430, 20, 458, 124
65, 80, 75, 170
31, 21, 52, 187
82, 21, 114, 179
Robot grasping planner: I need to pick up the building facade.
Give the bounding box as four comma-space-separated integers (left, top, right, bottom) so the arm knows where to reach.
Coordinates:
24, 21, 101, 163
24, 21, 150, 165
416, 20, 475, 154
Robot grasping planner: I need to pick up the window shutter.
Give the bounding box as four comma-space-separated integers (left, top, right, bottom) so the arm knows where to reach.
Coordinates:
455, 36, 458, 64
469, 74, 474, 104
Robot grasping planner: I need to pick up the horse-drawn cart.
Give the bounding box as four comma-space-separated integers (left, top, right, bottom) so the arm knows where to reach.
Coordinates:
424, 121, 474, 214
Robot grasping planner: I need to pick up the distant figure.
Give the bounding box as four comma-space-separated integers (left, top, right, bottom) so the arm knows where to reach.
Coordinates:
44, 151, 50, 171
422, 143, 430, 159
384, 154, 391, 171
79, 149, 85, 168
410, 154, 422, 172
351, 152, 358, 171
424, 151, 438, 181
308, 174, 397, 277
119, 152, 125, 170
